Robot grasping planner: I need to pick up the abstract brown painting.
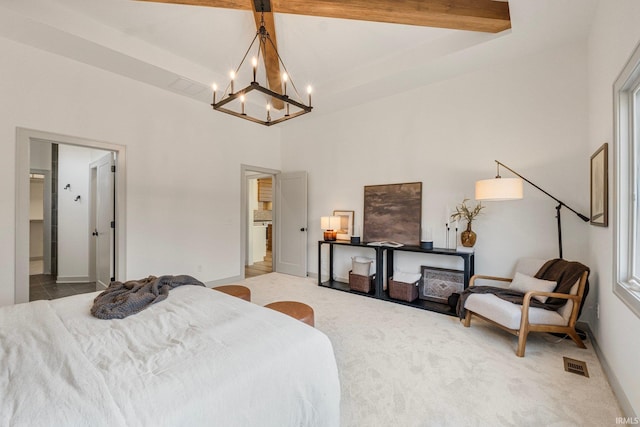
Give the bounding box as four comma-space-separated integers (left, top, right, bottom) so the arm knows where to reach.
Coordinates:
363, 182, 422, 246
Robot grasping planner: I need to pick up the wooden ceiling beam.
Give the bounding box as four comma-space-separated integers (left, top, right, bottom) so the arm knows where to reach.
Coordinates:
270, 0, 511, 33
137, 0, 510, 33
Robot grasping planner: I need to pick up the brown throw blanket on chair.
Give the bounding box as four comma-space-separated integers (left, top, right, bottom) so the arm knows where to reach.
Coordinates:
91, 275, 205, 319
456, 259, 589, 319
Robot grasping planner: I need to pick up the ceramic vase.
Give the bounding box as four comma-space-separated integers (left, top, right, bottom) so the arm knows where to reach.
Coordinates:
461, 222, 476, 247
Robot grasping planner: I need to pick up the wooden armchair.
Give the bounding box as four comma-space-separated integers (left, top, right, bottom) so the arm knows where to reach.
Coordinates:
462, 258, 588, 357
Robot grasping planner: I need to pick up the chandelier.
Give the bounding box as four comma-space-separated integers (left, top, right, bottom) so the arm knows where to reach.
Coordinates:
211, 7, 312, 126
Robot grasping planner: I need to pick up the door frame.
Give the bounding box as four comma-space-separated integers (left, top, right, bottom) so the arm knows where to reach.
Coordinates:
15, 128, 126, 304
240, 164, 280, 280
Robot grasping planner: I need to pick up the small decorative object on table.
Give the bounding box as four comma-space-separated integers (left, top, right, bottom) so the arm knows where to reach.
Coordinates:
333, 210, 354, 240
450, 199, 484, 247
420, 241, 433, 250
321, 216, 341, 241
420, 227, 433, 250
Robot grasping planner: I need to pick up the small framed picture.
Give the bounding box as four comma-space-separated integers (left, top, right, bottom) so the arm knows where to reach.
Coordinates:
590, 143, 608, 227
419, 266, 464, 302
333, 210, 354, 241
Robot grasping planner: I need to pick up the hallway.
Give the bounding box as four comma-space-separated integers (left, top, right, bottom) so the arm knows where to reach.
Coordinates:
29, 260, 97, 301
245, 250, 272, 278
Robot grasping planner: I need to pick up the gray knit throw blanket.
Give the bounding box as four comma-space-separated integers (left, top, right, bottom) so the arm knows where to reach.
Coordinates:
91, 275, 205, 319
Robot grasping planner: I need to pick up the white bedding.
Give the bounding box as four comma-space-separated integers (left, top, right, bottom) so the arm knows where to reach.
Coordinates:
0, 285, 340, 426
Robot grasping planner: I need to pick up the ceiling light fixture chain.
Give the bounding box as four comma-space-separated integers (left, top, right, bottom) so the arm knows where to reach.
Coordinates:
210, 1, 313, 126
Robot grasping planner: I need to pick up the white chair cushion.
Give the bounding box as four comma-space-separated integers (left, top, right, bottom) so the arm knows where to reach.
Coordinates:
464, 294, 567, 330
509, 272, 557, 303
557, 280, 579, 323
513, 258, 546, 277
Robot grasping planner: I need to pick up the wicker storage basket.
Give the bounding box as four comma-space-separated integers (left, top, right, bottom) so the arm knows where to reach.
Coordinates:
389, 278, 419, 302
348, 271, 375, 293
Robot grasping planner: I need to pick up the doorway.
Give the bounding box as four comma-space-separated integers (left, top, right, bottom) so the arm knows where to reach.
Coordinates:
241, 165, 279, 279
240, 165, 309, 279
246, 175, 274, 278
15, 128, 127, 305
27, 143, 115, 301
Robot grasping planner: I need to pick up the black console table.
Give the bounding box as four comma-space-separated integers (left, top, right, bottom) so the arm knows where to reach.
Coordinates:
317, 240, 474, 316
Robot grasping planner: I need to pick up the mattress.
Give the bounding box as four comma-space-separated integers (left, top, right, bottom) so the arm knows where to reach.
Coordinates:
0, 285, 340, 426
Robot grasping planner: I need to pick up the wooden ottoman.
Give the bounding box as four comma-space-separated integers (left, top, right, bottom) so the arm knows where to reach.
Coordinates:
264, 301, 315, 327
212, 285, 251, 302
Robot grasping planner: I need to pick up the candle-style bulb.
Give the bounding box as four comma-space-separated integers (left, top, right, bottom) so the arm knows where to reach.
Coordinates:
251, 57, 257, 82
230, 71, 235, 94
307, 85, 312, 106
266, 103, 271, 122
282, 72, 288, 96
211, 83, 218, 104
240, 94, 245, 115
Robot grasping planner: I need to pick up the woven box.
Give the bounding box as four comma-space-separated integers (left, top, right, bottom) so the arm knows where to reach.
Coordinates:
348, 271, 375, 293
389, 278, 419, 302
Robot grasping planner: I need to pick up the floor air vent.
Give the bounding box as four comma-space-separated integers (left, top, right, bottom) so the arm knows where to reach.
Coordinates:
563, 357, 589, 377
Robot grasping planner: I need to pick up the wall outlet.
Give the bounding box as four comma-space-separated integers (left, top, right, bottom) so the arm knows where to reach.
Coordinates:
596, 303, 600, 319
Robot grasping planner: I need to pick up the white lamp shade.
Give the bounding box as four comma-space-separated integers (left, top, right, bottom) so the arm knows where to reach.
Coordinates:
321, 216, 341, 230
475, 178, 523, 201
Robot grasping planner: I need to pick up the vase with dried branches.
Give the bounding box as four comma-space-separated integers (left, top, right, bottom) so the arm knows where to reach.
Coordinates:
450, 199, 484, 247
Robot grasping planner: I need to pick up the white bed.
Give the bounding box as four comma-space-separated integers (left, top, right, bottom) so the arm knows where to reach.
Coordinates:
0, 285, 340, 426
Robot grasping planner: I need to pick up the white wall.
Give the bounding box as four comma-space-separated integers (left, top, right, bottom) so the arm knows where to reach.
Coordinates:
283, 41, 590, 282
587, 0, 640, 416
0, 36, 281, 305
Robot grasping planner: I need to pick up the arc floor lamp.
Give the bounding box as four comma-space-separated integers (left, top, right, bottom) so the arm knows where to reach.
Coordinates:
475, 160, 589, 259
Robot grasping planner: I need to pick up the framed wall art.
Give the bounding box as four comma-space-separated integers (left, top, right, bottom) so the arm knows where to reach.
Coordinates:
363, 182, 422, 246
333, 210, 354, 241
590, 143, 608, 227
419, 266, 464, 302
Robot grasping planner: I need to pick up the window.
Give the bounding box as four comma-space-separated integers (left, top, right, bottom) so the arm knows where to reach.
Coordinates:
614, 41, 640, 318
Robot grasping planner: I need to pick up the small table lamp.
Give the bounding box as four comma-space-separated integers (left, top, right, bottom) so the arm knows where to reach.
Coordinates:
321, 216, 341, 241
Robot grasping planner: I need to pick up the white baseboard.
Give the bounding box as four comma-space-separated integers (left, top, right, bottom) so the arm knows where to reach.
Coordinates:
56, 275, 91, 284
578, 321, 637, 418
205, 275, 244, 288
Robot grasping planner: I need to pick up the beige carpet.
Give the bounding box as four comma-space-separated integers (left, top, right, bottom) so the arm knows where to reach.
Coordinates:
240, 273, 621, 427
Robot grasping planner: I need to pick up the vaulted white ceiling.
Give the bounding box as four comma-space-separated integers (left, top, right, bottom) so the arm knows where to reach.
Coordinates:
0, 0, 597, 119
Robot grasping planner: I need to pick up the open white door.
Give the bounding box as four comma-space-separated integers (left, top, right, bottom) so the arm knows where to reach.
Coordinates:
275, 171, 307, 277
94, 153, 115, 289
